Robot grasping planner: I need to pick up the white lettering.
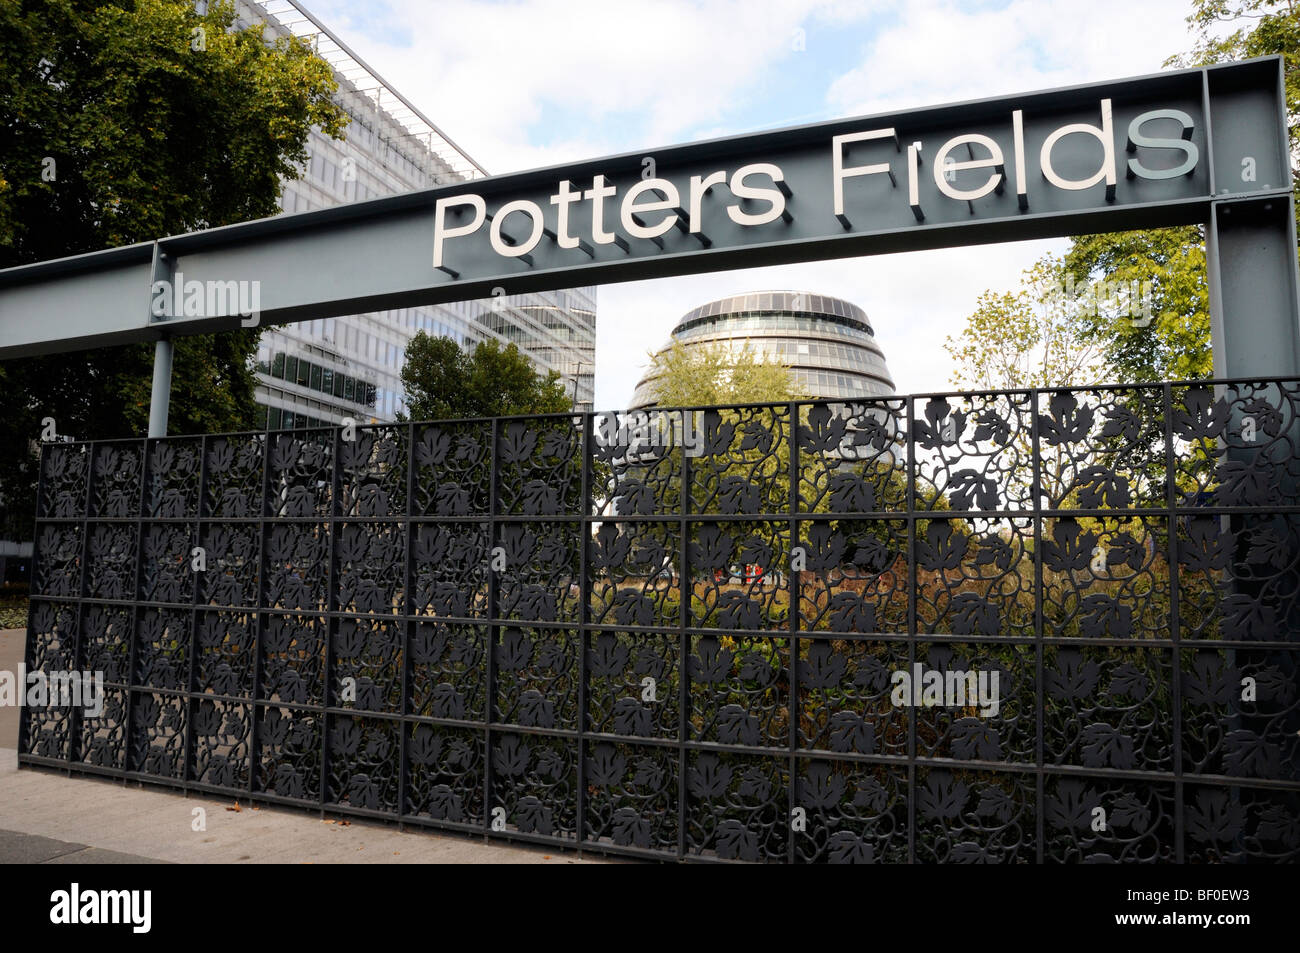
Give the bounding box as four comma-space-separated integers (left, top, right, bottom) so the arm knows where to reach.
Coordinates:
432, 194, 486, 268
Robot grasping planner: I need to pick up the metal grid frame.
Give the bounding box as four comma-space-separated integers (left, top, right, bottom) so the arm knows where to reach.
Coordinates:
18, 379, 1300, 862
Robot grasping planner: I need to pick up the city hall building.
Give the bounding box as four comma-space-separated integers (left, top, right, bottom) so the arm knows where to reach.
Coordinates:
630, 290, 896, 407
240, 0, 597, 425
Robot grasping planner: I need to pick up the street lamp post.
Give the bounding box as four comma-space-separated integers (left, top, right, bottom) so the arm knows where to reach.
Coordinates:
570, 361, 591, 410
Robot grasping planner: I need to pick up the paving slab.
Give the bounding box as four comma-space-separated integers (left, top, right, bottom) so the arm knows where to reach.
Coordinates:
0, 829, 165, 864
40, 845, 169, 864
0, 829, 88, 864
0, 627, 609, 864
0, 750, 602, 864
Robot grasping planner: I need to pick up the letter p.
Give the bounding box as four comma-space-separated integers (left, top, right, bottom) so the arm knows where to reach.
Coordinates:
433, 194, 486, 269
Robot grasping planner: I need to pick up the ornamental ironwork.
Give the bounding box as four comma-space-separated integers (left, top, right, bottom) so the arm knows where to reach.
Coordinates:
19, 380, 1300, 862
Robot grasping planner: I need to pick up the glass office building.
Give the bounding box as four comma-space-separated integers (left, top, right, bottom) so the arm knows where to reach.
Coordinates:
630, 290, 895, 407
240, 0, 597, 424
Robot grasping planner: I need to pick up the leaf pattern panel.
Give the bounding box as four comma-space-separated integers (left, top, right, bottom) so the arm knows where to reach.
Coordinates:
18, 388, 1300, 862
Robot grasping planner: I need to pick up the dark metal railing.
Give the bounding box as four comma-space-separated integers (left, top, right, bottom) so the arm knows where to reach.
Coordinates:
18, 378, 1300, 862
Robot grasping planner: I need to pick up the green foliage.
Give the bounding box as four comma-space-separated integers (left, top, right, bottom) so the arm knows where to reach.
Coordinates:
0, 582, 27, 629
1062, 0, 1300, 385
623, 342, 800, 527
0, 0, 346, 260
1170, 0, 1300, 179
400, 332, 573, 421
1064, 228, 1211, 383
944, 255, 1105, 391
646, 339, 801, 407
0, 0, 348, 541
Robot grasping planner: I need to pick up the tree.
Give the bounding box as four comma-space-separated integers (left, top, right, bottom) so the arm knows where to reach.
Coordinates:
621, 340, 800, 534
644, 339, 801, 407
400, 333, 573, 420
1, 0, 346, 263
1063, 228, 1211, 383
0, 0, 347, 540
944, 255, 1105, 391
1063, 0, 1300, 384
944, 255, 1126, 518
1171, 0, 1300, 172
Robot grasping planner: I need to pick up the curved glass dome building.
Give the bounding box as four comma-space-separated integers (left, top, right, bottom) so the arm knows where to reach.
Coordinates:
630, 290, 896, 407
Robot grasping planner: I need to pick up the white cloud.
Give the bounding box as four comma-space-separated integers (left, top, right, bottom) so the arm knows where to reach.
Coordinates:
302, 0, 1203, 408
597, 0, 1198, 408
306, 0, 830, 172
826, 0, 1193, 118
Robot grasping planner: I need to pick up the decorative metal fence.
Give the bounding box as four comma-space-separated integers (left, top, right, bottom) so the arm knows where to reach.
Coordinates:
19, 379, 1300, 862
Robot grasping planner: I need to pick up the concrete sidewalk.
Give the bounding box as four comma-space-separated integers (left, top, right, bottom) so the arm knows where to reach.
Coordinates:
0, 627, 601, 864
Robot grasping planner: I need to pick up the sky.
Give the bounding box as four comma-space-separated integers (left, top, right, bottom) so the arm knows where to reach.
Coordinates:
302, 0, 1199, 407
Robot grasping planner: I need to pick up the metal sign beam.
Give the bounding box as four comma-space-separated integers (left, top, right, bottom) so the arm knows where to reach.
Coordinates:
0, 57, 1296, 379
